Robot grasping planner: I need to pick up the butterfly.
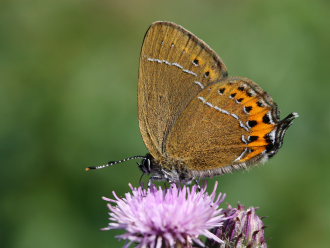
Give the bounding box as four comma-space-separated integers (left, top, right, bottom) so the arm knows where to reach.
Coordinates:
87, 21, 298, 184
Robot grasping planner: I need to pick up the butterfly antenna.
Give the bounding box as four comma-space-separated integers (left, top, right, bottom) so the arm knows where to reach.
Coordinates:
85, 155, 145, 171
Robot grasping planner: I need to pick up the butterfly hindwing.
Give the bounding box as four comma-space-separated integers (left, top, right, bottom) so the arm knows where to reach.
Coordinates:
165, 78, 283, 176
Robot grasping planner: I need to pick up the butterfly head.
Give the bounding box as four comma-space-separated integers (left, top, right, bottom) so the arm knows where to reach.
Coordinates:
139, 153, 194, 183
139, 153, 170, 181
139, 153, 153, 174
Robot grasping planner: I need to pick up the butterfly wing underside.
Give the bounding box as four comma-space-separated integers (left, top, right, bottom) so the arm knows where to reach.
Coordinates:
166, 77, 285, 176
138, 21, 228, 159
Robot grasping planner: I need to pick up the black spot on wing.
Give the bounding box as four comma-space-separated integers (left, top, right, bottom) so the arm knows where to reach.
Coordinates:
247, 120, 258, 128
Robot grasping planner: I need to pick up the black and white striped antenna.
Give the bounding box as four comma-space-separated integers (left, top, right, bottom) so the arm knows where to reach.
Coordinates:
85, 155, 146, 171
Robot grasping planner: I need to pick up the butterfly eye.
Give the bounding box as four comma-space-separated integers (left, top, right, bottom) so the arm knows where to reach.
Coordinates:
204, 71, 210, 77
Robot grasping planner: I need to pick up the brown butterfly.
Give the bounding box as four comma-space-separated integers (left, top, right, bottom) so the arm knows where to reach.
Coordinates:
87, 21, 298, 184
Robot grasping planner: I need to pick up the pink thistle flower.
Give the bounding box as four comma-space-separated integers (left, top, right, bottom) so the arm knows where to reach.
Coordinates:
102, 182, 227, 248
206, 204, 267, 248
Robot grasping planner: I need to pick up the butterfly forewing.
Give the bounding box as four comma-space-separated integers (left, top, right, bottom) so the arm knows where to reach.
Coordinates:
138, 21, 228, 159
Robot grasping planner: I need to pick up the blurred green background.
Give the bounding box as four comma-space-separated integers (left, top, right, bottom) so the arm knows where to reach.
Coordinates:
1, 0, 329, 247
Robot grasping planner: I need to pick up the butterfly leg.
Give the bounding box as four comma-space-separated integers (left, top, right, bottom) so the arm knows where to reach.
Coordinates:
161, 169, 176, 186
194, 178, 201, 191
138, 163, 145, 185
147, 175, 165, 188
147, 179, 152, 188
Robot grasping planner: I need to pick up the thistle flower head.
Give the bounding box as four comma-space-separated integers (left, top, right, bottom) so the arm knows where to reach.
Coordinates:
102, 182, 227, 248
206, 204, 267, 248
